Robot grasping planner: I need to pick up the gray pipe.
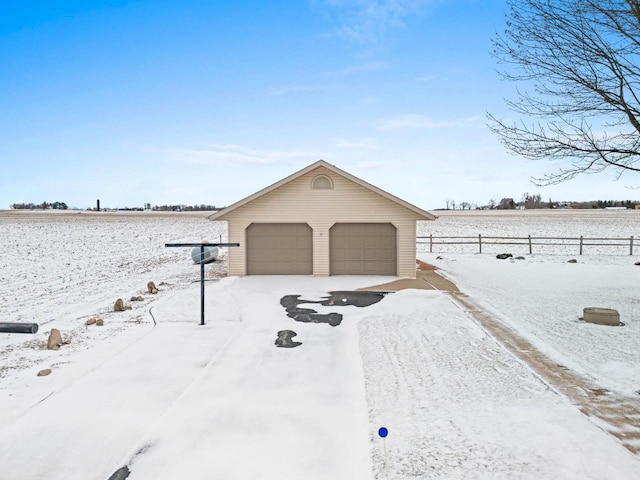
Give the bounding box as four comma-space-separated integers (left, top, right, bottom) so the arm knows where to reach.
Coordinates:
0, 322, 39, 334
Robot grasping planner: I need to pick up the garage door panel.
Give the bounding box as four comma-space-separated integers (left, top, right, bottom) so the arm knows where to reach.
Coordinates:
330, 223, 397, 275
247, 223, 312, 275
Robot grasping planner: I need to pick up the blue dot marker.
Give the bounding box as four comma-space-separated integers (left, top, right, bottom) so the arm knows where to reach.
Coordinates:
378, 427, 388, 438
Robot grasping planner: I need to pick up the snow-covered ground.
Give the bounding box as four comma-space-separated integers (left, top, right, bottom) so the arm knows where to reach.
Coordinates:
418, 208, 640, 255
0, 210, 638, 479
421, 252, 640, 397
416, 209, 640, 396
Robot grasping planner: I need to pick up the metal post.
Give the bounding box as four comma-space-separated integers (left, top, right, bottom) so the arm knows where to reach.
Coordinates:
200, 245, 205, 325
528, 235, 532, 254
478, 234, 482, 254
631, 236, 634, 256
164, 242, 240, 325
429, 234, 433, 253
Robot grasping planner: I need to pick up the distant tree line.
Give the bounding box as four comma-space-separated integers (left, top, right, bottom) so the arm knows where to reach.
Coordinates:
441, 194, 639, 211
10, 202, 224, 211
11, 201, 68, 210
150, 204, 223, 212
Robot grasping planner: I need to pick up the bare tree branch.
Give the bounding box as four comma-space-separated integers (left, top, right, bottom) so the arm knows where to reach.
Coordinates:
489, 0, 640, 185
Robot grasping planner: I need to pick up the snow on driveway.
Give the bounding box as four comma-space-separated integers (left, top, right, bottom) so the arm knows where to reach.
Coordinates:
123, 276, 375, 480
359, 289, 639, 479
0, 275, 638, 479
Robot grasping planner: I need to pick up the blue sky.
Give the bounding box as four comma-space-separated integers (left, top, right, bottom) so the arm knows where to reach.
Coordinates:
0, 0, 636, 210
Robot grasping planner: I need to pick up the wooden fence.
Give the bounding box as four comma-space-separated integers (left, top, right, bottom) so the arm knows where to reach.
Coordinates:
417, 235, 637, 255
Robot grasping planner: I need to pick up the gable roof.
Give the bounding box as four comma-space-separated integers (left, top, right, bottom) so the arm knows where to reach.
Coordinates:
207, 160, 436, 221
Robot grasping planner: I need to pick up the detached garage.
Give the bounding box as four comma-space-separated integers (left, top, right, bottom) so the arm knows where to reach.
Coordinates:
208, 160, 435, 277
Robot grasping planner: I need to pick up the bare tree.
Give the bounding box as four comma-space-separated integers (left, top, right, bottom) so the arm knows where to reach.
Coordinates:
521, 192, 543, 209
497, 197, 516, 209
488, 0, 640, 185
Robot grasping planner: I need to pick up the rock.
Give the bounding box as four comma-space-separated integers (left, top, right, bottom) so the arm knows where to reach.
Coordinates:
96, 319, 104, 326
496, 253, 513, 259
567, 259, 578, 263
85, 318, 97, 326
124, 305, 133, 310
130, 296, 144, 302
515, 256, 525, 260
634, 262, 640, 266
583, 307, 620, 326
37, 368, 52, 377
275, 330, 302, 348
147, 282, 157, 294
114, 298, 125, 312
47, 329, 63, 350
151, 288, 158, 294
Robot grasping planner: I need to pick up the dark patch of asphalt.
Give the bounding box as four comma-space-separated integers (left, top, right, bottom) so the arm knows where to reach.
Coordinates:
106, 466, 130, 480
279, 291, 389, 327
275, 330, 302, 348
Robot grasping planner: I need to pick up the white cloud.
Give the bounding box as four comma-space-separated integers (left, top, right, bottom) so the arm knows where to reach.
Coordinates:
324, 61, 389, 77
312, 0, 434, 43
335, 137, 379, 149
414, 74, 438, 82
355, 160, 385, 168
375, 114, 484, 131
266, 85, 317, 96
147, 143, 323, 166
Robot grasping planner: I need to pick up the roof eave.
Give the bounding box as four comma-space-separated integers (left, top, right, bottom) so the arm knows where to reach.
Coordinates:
207, 160, 436, 221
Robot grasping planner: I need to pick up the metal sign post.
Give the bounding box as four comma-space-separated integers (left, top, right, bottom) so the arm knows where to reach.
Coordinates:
165, 242, 240, 325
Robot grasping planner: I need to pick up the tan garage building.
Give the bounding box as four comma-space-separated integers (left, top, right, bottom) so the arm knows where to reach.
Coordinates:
208, 160, 435, 277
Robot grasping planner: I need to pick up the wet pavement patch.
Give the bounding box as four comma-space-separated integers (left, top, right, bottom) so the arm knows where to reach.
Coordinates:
275, 330, 302, 348
107, 466, 130, 480
280, 291, 387, 327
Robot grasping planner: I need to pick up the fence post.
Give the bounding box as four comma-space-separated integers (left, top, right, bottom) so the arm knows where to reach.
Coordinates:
631, 236, 634, 256
429, 234, 433, 253
528, 235, 532, 254
479, 234, 482, 254
579, 235, 583, 255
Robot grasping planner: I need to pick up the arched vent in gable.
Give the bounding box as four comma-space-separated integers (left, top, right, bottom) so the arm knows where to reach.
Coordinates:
311, 174, 333, 189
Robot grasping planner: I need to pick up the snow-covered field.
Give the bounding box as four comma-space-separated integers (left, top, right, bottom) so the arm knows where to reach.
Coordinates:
0, 209, 639, 479
418, 208, 640, 255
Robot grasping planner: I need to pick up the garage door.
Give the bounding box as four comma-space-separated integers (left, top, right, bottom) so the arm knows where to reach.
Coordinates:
246, 223, 313, 275
330, 223, 396, 275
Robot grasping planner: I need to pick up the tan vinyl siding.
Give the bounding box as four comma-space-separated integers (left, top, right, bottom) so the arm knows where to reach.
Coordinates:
220, 166, 425, 277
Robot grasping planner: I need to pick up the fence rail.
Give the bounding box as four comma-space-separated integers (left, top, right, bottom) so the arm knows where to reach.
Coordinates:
417, 234, 636, 255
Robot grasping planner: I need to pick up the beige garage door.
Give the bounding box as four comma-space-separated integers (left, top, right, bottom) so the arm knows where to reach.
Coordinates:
246, 223, 313, 275
330, 223, 397, 275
